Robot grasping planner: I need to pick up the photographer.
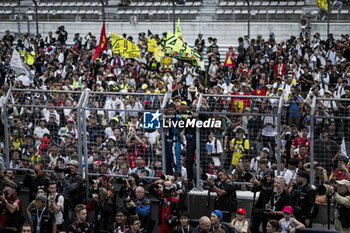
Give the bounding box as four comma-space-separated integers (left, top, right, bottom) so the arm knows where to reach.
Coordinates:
208, 169, 236, 222
125, 186, 153, 233
60, 160, 83, 223
56, 25, 68, 44
119, 173, 139, 202
0, 183, 24, 232
23, 163, 50, 202
149, 179, 180, 233
87, 187, 115, 233
250, 169, 274, 233
325, 180, 350, 233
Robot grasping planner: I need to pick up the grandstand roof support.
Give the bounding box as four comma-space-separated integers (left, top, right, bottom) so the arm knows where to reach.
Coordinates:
32, 0, 39, 35
246, 0, 251, 38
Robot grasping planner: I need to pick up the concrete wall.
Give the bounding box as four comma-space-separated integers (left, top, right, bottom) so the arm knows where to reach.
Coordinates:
1, 21, 347, 47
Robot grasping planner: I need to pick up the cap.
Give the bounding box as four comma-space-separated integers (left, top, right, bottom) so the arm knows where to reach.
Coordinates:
142, 84, 148, 90
278, 88, 284, 91
252, 107, 259, 112
212, 210, 223, 219
235, 126, 245, 133
319, 66, 325, 69
108, 81, 115, 86
229, 46, 233, 50
58, 127, 68, 136
336, 179, 350, 192
68, 160, 79, 167
49, 113, 56, 118
325, 90, 331, 95
40, 118, 46, 122
278, 56, 283, 59
164, 69, 171, 73
262, 147, 270, 153
94, 160, 101, 165
108, 136, 117, 142
188, 85, 197, 92
243, 69, 248, 73
236, 208, 246, 215
297, 170, 309, 180
283, 206, 293, 214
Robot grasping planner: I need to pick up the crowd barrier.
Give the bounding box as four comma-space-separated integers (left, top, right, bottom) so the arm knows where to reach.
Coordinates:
2, 88, 350, 189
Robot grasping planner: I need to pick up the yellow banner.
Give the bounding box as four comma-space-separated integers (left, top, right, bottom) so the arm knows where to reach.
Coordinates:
162, 56, 172, 65
317, 0, 328, 11
164, 31, 200, 66
111, 33, 140, 59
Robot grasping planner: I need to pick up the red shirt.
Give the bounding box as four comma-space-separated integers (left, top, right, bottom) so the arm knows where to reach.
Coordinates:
333, 168, 348, 180
292, 136, 311, 150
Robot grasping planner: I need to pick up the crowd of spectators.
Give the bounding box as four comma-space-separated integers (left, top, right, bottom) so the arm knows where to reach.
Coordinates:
0, 24, 350, 233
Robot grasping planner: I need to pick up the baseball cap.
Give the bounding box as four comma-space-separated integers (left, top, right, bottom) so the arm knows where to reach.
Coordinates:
336, 179, 350, 192
236, 208, 246, 215
212, 210, 223, 219
283, 206, 293, 214
262, 147, 270, 153
68, 160, 79, 167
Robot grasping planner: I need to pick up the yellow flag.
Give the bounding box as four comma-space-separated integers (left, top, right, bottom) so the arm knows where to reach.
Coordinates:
111, 33, 140, 59
164, 31, 200, 66
175, 18, 182, 40
317, 0, 328, 11
147, 30, 158, 53
154, 44, 165, 62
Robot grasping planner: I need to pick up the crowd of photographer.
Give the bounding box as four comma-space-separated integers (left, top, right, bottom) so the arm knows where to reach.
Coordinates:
1, 23, 350, 232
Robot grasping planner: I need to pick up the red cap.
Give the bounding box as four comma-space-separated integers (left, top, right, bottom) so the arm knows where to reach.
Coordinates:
236, 208, 246, 215
229, 46, 233, 49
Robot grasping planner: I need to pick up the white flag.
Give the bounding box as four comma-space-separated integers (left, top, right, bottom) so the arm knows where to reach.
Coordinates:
9, 48, 33, 80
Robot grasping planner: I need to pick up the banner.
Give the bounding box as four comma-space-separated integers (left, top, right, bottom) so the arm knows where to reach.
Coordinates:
93, 21, 108, 60
175, 18, 182, 40
147, 30, 158, 53
111, 33, 140, 59
9, 48, 34, 80
317, 0, 328, 11
164, 31, 200, 66
154, 44, 165, 62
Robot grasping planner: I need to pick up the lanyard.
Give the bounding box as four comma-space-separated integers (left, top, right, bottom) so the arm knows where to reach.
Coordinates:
181, 226, 190, 233
37, 207, 46, 224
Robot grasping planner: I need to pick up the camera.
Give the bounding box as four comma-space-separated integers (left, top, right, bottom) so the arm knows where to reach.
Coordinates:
54, 166, 71, 174
201, 173, 217, 181
163, 183, 180, 196
88, 186, 100, 199
244, 172, 254, 182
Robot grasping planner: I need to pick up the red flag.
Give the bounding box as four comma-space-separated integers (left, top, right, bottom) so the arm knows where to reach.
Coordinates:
93, 21, 108, 60
251, 87, 267, 96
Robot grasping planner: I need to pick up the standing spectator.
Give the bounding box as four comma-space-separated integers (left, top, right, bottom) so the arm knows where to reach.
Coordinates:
230, 127, 250, 168
23, 163, 50, 202
0, 183, 24, 232
208, 169, 237, 222
291, 170, 316, 228
224, 46, 236, 69
290, 127, 310, 158
47, 181, 65, 231
67, 204, 91, 233
56, 26, 68, 44
194, 33, 205, 53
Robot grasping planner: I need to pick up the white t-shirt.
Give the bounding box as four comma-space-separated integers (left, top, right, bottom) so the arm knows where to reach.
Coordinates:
48, 193, 64, 225
33, 127, 50, 147
231, 218, 249, 233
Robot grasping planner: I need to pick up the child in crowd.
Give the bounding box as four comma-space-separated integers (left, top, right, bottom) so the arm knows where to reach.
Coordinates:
279, 206, 305, 233
229, 208, 249, 233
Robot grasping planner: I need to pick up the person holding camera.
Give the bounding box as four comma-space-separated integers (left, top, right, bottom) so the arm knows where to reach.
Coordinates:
60, 160, 83, 223
125, 186, 153, 233
23, 163, 50, 202
325, 179, 350, 233
56, 26, 68, 44
149, 179, 180, 233
0, 183, 24, 232
250, 169, 274, 233
87, 187, 115, 233
207, 169, 236, 222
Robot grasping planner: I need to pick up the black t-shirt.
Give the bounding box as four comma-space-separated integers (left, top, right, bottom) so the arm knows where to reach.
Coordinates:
269, 190, 292, 220
300, 74, 314, 92
247, 117, 263, 141
215, 179, 236, 211
67, 220, 91, 233
31, 208, 55, 233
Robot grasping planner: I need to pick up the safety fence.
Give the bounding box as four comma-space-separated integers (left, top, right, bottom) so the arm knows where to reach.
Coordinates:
2, 88, 350, 189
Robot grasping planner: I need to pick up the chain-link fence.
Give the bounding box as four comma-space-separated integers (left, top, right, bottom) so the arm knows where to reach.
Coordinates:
3, 88, 85, 173
311, 96, 350, 185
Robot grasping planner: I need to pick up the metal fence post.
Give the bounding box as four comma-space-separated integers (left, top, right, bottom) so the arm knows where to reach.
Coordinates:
310, 96, 317, 185
276, 96, 284, 176
3, 87, 12, 169
82, 90, 90, 201
76, 91, 86, 174
161, 95, 168, 174
195, 93, 203, 190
